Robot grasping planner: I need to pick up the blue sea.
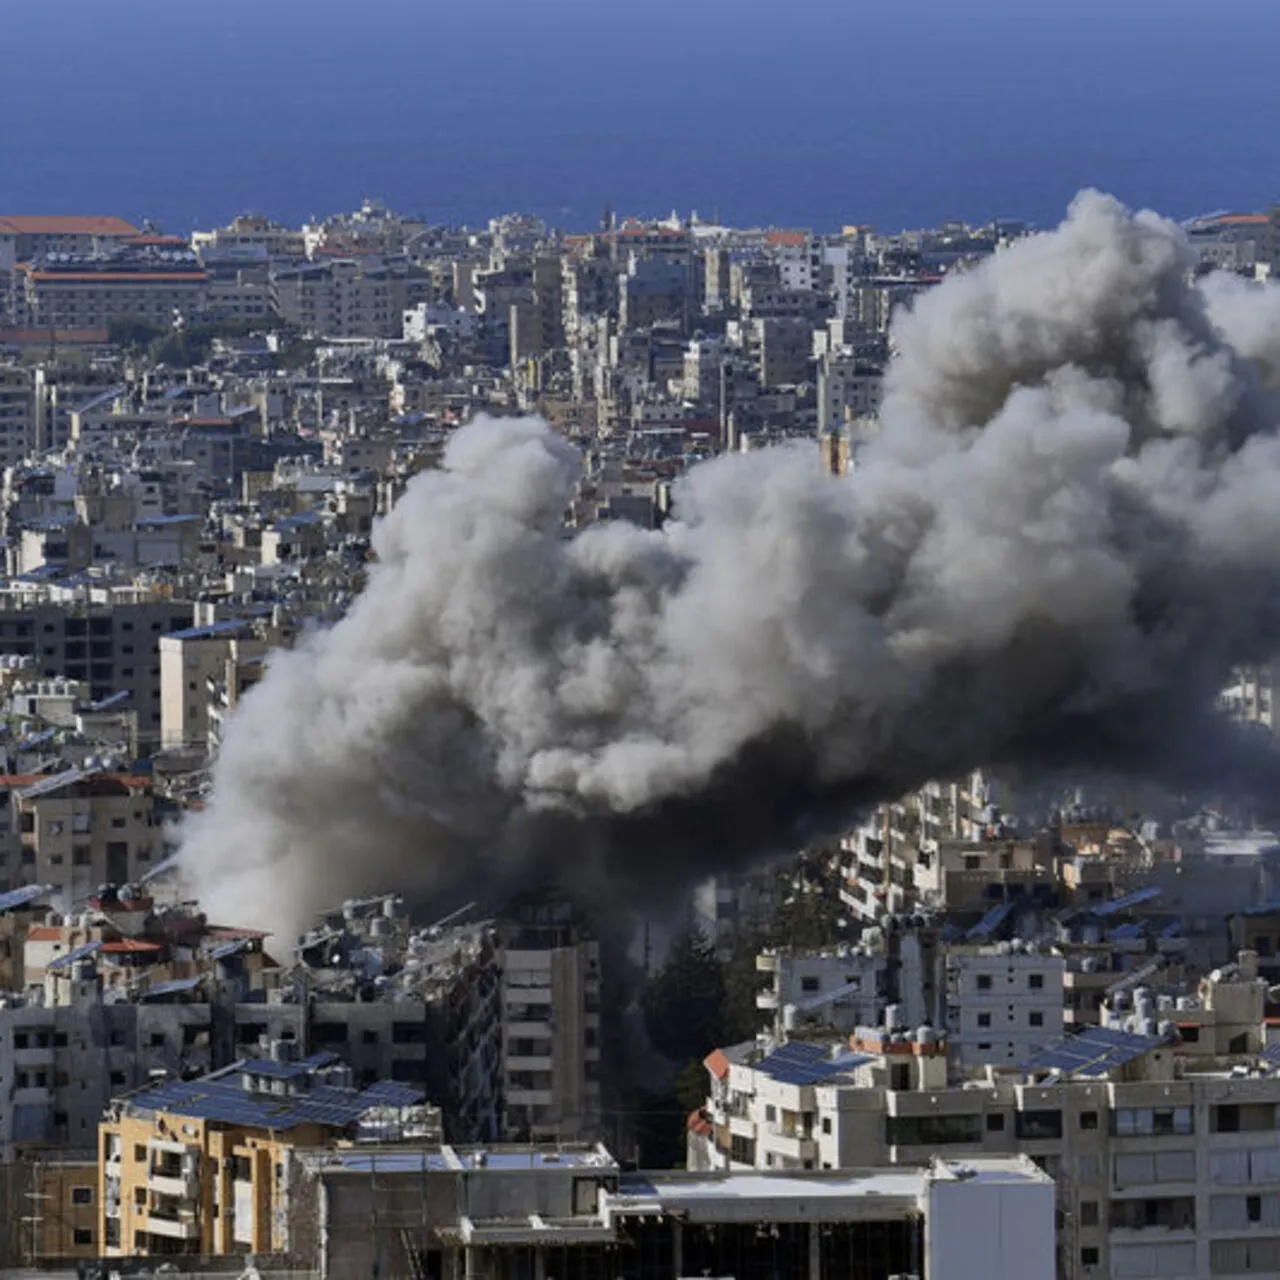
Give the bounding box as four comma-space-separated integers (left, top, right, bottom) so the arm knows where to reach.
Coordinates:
3, 0, 1280, 235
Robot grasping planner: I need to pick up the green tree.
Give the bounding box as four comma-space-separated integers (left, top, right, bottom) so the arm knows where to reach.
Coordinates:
642, 921, 727, 1063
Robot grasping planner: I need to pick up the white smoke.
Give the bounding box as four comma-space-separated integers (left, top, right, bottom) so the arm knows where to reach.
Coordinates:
180, 191, 1280, 947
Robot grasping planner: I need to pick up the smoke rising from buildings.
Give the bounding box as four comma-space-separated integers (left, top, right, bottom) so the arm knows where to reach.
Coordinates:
181, 191, 1280, 947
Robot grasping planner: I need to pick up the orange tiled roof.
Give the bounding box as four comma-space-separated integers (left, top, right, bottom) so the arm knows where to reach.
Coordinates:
25, 925, 65, 942
1213, 213, 1269, 226
703, 1048, 730, 1080
100, 939, 162, 953
767, 229, 808, 247
0, 216, 139, 237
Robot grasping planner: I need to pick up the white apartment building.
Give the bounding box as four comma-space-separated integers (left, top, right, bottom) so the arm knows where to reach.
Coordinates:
500, 905, 601, 1143
817, 352, 883, 430
944, 943, 1066, 1068
693, 958, 1280, 1280
755, 946, 887, 1040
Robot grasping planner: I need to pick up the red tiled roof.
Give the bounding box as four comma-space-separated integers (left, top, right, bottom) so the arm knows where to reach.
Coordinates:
703, 1048, 730, 1080
0, 773, 151, 789
100, 939, 163, 953
25, 925, 64, 942
767, 230, 808, 248
0, 216, 139, 237
204, 925, 271, 939
1213, 213, 1269, 226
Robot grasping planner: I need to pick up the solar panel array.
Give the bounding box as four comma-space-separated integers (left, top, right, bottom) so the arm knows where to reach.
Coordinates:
1024, 1025, 1164, 1077
967, 899, 1016, 941
128, 1067, 419, 1130
209, 938, 251, 962
1107, 923, 1145, 942
1261, 1042, 1280, 1066
360, 1079, 426, 1108
758, 1041, 871, 1085
0, 883, 51, 915
18, 769, 84, 800
1094, 886, 1162, 918
142, 976, 204, 999
47, 940, 102, 971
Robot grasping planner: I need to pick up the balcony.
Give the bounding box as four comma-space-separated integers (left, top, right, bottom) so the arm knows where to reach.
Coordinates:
145, 1211, 199, 1241
148, 1170, 199, 1200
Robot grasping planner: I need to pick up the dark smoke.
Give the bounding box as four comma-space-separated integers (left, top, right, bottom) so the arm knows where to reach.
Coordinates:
181, 191, 1280, 944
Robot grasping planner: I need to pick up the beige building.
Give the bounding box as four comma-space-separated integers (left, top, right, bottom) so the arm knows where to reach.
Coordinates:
191, 213, 306, 259
272, 257, 427, 338
1, 769, 160, 897
159, 622, 267, 749
14, 259, 209, 329
0, 216, 139, 271
99, 1054, 436, 1259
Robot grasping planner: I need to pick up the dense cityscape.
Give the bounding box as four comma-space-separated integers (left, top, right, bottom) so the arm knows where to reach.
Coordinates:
0, 197, 1277, 1280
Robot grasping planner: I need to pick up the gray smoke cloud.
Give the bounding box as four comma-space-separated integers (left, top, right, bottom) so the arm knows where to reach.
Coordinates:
181, 191, 1280, 947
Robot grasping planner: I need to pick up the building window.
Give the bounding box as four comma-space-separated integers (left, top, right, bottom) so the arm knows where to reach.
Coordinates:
1029, 1011, 1044, 1027
71, 1186, 93, 1205
977, 1013, 991, 1028
1080, 1200, 1099, 1227
765, 1104, 777, 1123
986, 1113, 1005, 1132
73, 1228, 93, 1246
1080, 1110, 1099, 1131
1081, 1247, 1099, 1267
1028, 973, 1044, 990
134, 1144, 146, 1162
821, 1117, 832, 1135
1015, 1110, 1063, 1140
976, 975, 992, 991
800, 976, 820, 993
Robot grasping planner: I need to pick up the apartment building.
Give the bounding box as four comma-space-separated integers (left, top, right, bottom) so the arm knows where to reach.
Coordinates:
272, 257, 429, 338
755, 946, 887, 1040
158, 619, 267, 748
500, 902, 601, 1142
99, 1051, 436, 1258
0, 365, 34, 468
0, 216, 139, 271
0, 768, 160, 896
0, 598, 194, 744
12, 254, 209, 329
944, 944, 1066, 1068
817, 351, 883, 430
693, 958, 1280, 1280
191, 213, 306, 260
299, 1143, 1051, 1280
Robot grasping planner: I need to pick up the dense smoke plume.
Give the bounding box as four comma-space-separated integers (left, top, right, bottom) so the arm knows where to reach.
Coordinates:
182, 191, 1280, 946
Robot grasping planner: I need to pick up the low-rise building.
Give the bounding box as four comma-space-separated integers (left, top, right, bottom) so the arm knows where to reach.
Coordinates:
295, 1143, 1051, 1280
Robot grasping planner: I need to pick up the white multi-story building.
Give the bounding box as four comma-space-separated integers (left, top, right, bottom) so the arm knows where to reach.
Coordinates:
755, 946, 887, 1041
944, 943, 1065, 1068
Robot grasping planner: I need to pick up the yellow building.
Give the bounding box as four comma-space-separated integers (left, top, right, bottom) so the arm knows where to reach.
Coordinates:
99, 1052, 435, 1259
